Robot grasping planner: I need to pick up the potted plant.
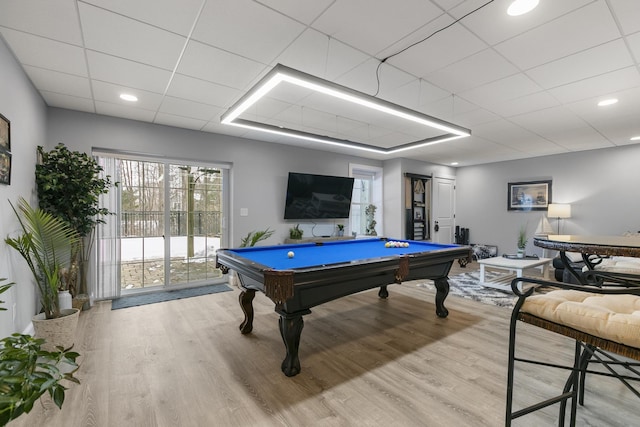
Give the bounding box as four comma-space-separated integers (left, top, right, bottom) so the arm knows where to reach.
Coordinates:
5, 198, 81, 350
0, 277, 14, 311
336, 224, 344, 236
230, 228, 274, 287
240, 228, 275, 248
0, 333, 80, 425
517, 225, 528, 258
289, 224, 303, 240
365, 204, 377, 236
0, 278, 80, 425
35, 143, 115, 309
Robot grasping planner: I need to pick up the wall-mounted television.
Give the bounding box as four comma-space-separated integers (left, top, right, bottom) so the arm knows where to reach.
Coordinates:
284, 172, 355, 220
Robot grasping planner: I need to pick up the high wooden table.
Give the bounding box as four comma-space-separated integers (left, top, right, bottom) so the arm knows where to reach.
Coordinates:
534, 235, 640, 284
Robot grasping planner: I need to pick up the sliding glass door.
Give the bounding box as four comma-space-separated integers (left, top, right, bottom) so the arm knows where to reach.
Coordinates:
96, 152, 228, 297
168, 165, 224, 286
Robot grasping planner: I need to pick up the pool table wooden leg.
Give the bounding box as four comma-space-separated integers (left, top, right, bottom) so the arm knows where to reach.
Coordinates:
278, 314, 304, 377
239, 289, 255, 334
378, 285, 389, 299
434, 277, 450, 318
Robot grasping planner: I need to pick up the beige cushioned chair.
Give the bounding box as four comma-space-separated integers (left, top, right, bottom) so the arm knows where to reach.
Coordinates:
505, 270, 640, 426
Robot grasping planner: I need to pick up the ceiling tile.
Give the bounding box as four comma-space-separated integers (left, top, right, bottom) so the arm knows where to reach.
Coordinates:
453, 107, 500, 128
82, 0, 205, 36
548, 66, 640, 104
488, 91, 560, 118
158, 96, 223, 121
95, 101, 156, 122
461, 0, 594, 46
565, 87, 640, 123
526, 39, 633, 90
425, 48, 519, 93
458, 73, 542, 107
91, 80, 164, 111
494, 1, 621, 70
387, 20, 487, 77
40, 91, 96, 113
177, 40, 266, 90
79, 2, 186, 70
544, 127, 613, 151
609, 0, 640, 35
627, 31, 640, 63
154, 113, 207, 131
23, 65, 92, 99
87, 51, 173, 94
167, 74, 241, 108
255, 0, 334, 25
0, 28, 87, 76
313, 0, 443, 56
272, 29, 371, 81
0, 0, 82, 45
508, 106, 588, 137
191, 0, 305, 64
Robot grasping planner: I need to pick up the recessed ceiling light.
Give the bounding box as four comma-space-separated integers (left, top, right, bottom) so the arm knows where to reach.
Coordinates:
507, 0, 539, 16
597, 98, 618, 107
450, 162, 459, 166
119, 93, 138, 102
631, 136, 640, 141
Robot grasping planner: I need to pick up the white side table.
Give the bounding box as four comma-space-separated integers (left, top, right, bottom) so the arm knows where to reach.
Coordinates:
476, 257, 552, 292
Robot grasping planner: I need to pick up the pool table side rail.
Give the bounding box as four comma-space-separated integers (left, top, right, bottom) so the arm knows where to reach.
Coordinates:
216, 245, 472, 305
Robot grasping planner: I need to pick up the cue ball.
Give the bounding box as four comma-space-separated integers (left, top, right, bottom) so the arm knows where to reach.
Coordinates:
287, 251, 295, 258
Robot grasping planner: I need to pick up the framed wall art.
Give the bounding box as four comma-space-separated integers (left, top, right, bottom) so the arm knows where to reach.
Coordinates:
507, 180, 551, 211
0, 113, 9, 152
0, 151, 11, 185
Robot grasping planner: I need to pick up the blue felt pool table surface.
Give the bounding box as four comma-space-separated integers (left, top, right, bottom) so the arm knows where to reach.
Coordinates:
226, 238, 460, 270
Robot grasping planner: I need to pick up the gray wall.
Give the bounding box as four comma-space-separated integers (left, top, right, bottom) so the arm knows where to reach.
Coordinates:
455, 145, 640, 256
47, 108, 385, 245
382, 157, 456, 239
0, 36, 48, 337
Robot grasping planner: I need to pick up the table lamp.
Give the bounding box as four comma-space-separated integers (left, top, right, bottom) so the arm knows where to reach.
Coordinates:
547, 203, 571, 234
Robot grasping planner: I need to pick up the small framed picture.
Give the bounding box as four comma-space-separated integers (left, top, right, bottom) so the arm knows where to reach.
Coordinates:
0, 113, 9, 152
0, 151, 11, 185
507, 180, 551, 211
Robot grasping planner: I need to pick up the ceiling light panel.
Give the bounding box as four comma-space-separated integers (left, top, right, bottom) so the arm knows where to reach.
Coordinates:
221, 64, 470, 154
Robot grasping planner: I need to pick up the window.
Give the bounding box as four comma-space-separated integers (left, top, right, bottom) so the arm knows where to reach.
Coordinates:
349, 164, 383, 236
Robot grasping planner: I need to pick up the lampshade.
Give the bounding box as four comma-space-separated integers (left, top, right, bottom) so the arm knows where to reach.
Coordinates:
548, 203, 571, 219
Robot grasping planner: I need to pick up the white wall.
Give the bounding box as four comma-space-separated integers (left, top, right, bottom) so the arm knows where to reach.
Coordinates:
0, 36, 48, 337
455, 145, 640, 256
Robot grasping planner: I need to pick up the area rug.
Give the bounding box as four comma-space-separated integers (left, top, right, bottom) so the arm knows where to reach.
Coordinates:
111, 283, 232, 310
416, 270, 519, 309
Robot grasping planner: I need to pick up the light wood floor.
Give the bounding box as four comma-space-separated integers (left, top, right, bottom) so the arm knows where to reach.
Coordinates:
10, 263, 638, 426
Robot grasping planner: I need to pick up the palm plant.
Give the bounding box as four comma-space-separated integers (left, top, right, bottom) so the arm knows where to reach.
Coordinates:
240, 228, 275, 247
5, 198, 79, 319
0, 277, 14, 311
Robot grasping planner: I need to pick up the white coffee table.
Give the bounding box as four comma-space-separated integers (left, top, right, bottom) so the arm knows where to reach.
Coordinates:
476, 256, 552, 292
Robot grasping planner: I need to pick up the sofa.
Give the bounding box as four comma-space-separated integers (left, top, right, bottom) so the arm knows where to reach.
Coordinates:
553, 252, 585, 283
554, 253, 640, 283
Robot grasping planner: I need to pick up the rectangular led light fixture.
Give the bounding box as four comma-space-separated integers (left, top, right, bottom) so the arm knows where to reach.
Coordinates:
221, 64, 471, 154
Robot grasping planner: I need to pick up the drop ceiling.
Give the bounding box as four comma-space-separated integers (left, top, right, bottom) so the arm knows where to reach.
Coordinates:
1, 0, 639, 166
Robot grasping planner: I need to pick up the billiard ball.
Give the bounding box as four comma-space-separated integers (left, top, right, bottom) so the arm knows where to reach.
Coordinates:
287, 251, 295, 258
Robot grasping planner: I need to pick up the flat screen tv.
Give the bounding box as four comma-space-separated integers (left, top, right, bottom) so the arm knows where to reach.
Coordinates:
284, 172, 355, 220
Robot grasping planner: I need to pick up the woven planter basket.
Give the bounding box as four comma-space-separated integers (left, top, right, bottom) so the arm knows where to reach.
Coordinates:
32, 308, 80, 351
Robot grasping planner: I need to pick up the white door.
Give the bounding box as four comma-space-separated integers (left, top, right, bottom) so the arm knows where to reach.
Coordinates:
432, 177, 455, 244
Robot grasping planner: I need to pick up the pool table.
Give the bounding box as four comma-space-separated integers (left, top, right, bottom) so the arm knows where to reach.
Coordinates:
216, 237, 471, 376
